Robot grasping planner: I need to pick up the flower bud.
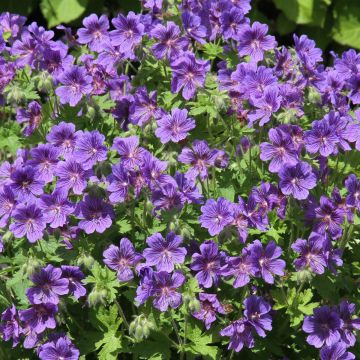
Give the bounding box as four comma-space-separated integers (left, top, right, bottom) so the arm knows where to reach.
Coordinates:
296, 268, 313, 284
183, 293, 200, 312
87, 106, 96, 120
145, 199, 153, 213
5, 85, 25, 104
22, 256, 42, 277
168, 221, 177, 232
129, 314, 155, 341
2, 230, 13, 243
77, 253, 95, 269
87, 286, 107, 307
179, 226, 192, 240
35, 71, 53, 93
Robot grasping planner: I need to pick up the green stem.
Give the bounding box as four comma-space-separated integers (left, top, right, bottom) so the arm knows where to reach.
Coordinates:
169, 311, 183, 358
115, 299, 129, 329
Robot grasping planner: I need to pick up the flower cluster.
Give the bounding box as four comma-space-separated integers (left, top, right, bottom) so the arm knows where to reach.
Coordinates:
302, 301, 360, 359
0, 0, 359, 358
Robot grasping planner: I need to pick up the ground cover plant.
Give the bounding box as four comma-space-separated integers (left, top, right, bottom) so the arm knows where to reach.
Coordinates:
0, 0, 360, 359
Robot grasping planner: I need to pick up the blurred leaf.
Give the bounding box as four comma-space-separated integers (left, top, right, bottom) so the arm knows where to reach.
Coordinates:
40, 0, 88, 28
333, 0, 360, 49
276, 13, 296, 35
0, 0, 36, 15
274, 0, 327, 27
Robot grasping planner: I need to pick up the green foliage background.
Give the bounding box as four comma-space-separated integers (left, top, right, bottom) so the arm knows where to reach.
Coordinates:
3, 0, 360, 52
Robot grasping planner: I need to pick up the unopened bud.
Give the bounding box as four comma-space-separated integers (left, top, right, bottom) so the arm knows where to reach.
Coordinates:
5, 85, 25, 104
35, 71, 53, 93
77, 253, 95, 269
129, 315, 155, 341
22, 256, 42, 277
88, 286, 107, 307
296, 268, 313, 284
87, 106, 96, 120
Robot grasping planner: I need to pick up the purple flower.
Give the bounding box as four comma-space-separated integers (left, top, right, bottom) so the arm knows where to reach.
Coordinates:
224, 250, 257, 288
107, 163, 130, 204
143, 232, 187, 272
320, 343, 355, 360
248, 86, 281, 126
141, 153, 173, 189
41, 45, 73, 80
56, 66, 92, 106
103, 238, 143, 281
243, 295, 272, 337
302, 305, 343, 348
27, 144, 60, 183
0, 185, 16, 228
19, 303, 58, 334
337, 301, 360, 347
192, 293, 225, 329
238, 22, 276, 62
248, 240, 285, 284
26, 265, 69, 305
199, 197, 233, 236
291, 234, 327, 274
135, 267, 155, 305
16, 101, 42, 137
151, 183, 184, 213
144, 0, 163, 13
0, 12, 26, 38
190, 240, 225, 288
55, 158, 92, 195
279, 161, 317, 200
347, 74, 360, 104
74, 130, 107, 170
38, 335, 80, 360
345, 174, 360, 211
151, 21, 189, 60
155, 108, 195, 144
171, 52, 210, 100
314, 196, 345, 239
77, 14, 110, 52
343, 110, 360, 151
260, 128, 298, 173
220, 7, 247, 41
0, 305, 21, 347
11, 32, 39, 68
181, 11, 207, 44
294, 34, 322, 65
128, 87, 160, 127
60, 265, 86, 299
178, 140, 218, 180
38, 191, 74, 228
304, 119, 339, 157
152, 271, 185, 311
174, 171, 202, 204
112, 135, 146, 170
110, 12, 144, 53
9, 203, 46, 243
9, 165, 44, 201
76, 196, 114, 234
46, 122, 80, 159
220, 319, 254, 352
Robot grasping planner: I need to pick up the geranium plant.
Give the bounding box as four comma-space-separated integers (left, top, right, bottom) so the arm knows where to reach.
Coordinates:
0, 1, 360, 359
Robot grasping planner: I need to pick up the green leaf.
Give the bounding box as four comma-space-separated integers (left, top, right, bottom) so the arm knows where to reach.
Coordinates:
218, 186, 235, 202
40, 0, 88, 28
333, 0, 360, 49
184, 320, 220, 360
276, 13, 296, 35
274, 0, 327, 26
95, 330, 125, 360
202, 43, 224, 60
